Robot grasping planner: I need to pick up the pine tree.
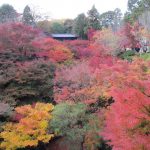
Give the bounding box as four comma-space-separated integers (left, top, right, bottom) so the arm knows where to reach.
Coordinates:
0, 4, 17, 23
22, 5, 35, 26
73, 13, 88, 39
87, 5, 101, 30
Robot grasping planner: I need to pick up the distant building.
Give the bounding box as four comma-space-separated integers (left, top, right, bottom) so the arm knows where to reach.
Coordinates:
51, 34, 78, 41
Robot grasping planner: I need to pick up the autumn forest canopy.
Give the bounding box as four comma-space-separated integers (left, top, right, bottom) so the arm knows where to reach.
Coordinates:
0, 0, 150, 150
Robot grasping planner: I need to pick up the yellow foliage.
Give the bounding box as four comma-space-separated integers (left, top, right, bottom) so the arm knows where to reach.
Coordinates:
0, 103, 54, 150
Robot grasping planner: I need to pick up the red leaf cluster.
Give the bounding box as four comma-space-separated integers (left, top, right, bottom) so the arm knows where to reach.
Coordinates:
0, 23, 40, 55
119, 23, 142, 49
64, 40, 106, 59
102, 87, 150, 150
32, 38, 73, 63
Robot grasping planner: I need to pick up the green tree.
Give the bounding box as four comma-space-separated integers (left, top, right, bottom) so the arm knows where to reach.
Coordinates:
128, 0, 141, 12
49, 103, 88, 140
37, 19, 74, 34
51, 22, 65, 33
0, 4, 17, 23
100, 11, 115, 28
142, 0, 150, 8
137, 0, 150, 10
99, 8, 122, 31
87, 5, 101, 30
37, 20, 52, 33
64, 19, 74, 33
73, 13, 88, 39
113, 8, 122, 31
125, 0, 150, 23
22, 5, 35, 26
49, 103, 102, 150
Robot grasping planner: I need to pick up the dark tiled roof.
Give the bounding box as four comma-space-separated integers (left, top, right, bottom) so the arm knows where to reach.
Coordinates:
51, 34, 77, 38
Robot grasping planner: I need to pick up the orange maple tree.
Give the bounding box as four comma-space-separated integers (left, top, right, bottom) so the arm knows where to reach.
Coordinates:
0, 103, 54, 150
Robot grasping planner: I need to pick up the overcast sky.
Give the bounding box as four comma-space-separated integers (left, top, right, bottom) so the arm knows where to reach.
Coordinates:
0, 0, 128, 19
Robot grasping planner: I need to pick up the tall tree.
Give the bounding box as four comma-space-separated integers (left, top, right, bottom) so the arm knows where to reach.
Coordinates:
37, 20, 52, 33
99, 8, 122, 31
64, 19, 74, 33
142, 0, 150, 8
125, 0, 150, 23
51, 22, 65, 33
87, 5, 101, 30
22, 5, 35, 26
0, 4, 17, 23
113, 8, 123, 31
100, 11, 115, 28
128, 0, 141, 12
73, 13, 88, 39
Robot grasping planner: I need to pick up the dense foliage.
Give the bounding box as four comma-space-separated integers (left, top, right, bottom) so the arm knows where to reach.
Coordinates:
1, 60, 55, 105
102, 87, 150, 150
49, 102, 102, 150
0, 4, 17, 23
33, 37, 73, 63
0, 1, 150, 150
0, 103, 54, 150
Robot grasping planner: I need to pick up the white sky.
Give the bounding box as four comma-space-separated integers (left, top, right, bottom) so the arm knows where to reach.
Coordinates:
0, 0, 128, 19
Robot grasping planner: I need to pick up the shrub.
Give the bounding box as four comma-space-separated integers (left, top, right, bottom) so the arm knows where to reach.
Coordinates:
64, 40, 104, 59
49, 102, 102, 150
0, 103, 54, 150
64, 40, 90, 59
119, 50, 136, 61
33, 38, 73, 63
0, 60, 55, 105
0, 23, 40, 60
49, 103, 88, 140
102, 87, 150, 150
140, 53, 150, 61
54, 61, 97, 104
93, 28, 124, 56
83, 115, 104, 150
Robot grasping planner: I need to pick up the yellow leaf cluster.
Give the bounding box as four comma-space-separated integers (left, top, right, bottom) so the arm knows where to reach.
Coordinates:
0, 103, 54, 150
